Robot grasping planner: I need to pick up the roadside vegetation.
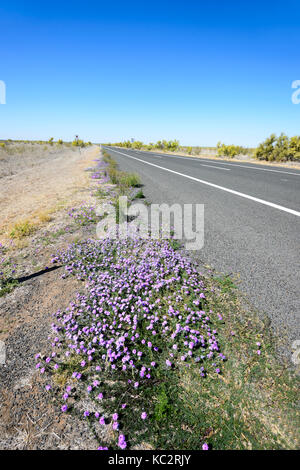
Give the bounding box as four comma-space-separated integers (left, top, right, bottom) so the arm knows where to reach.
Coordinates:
216, 142, 251, 158
106, 134, 300, 163
32, 151, 299, 450
108, 139, 180, 152
0, 138, 93, 146
255, 133, 300, 162
0, 243, 18, 297
106, 139, 253, 157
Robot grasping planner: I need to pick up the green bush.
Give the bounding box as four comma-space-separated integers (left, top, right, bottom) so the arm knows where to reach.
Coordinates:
72, 139, 86, 148
167, 140, 179, 152
217, 142, 247, 158
132, 141, 143, 149
255, 134, 300, 161
290, 136, 300, 160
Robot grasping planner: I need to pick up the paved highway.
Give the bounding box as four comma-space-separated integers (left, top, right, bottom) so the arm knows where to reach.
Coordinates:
103, 146, 300, 359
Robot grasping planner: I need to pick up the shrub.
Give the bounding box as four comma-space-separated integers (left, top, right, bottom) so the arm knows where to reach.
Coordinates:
10, 220, 37, 239
217, 142, 247, 158
255, 134, 300, 161
132, 141, 143, 149
167, 140, 179, 152
290, 136, 300, 160
72, 139, 86, 147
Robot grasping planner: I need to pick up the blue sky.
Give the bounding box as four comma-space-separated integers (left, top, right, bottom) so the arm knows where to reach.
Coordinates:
0, 1, 299, 146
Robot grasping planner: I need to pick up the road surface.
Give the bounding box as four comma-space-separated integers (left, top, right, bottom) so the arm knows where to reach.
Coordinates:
103, 146, 300, 359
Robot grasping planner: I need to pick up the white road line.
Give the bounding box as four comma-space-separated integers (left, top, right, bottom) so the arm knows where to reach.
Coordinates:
200, 164, 230, 171
106, 148, 300, 217
137, 153, 163, 158
198, 160, 300, 176
130, 150, 300, 176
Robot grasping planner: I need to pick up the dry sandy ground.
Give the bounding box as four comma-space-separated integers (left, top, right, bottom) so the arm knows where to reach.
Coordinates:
0, 144, 100, 240
0, 144, 109, 449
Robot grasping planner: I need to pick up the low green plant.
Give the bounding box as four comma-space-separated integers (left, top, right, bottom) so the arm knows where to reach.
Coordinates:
134, 189, 145, 199
154, 384, 172, 422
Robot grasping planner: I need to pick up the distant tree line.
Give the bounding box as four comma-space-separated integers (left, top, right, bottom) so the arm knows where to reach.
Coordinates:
108, 140, 180, 152
0, 138, 92, 148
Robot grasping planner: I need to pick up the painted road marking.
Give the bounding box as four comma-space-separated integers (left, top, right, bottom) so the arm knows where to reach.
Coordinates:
200, 164, 230, 171
128, 149, 300, 176
106, 148, 300, 217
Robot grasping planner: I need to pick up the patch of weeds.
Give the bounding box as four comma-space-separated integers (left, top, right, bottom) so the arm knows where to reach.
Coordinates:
121, 172, 141, 188
52, 355, 90, 389
153, 383, 172, 423
95, 187, 109, 199
41, 227, 73, 246
0, 277, 18, 297
0, 246, 18, 296
9, 220, 37, 239
168, 239, 182, 251
134, 189, 145, 199
214, 274, 238, 293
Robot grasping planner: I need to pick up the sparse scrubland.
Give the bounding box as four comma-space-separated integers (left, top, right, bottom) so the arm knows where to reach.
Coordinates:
107, 133, 300, 164
0, 142, 299, 450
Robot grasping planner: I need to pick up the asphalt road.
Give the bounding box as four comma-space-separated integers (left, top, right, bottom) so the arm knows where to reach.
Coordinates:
103, 146, 300, 359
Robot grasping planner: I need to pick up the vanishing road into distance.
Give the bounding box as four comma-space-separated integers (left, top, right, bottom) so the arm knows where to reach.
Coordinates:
103, 146, 300, 359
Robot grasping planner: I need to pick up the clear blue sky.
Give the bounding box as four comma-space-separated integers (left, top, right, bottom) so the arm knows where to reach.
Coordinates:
0, 1, 299, 146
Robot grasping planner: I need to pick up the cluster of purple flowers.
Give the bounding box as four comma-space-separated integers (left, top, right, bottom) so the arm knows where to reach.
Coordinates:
68, 204, 98, 226
91, 172, 102, 179
41, 237, 225, 449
